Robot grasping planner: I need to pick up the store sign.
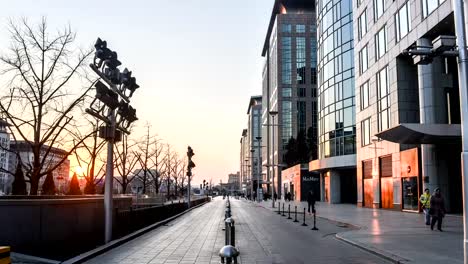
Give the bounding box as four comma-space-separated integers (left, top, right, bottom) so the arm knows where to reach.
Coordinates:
302, 176, 319, 182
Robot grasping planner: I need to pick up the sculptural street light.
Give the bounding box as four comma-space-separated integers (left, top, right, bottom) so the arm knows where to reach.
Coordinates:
86, 37, 140, 244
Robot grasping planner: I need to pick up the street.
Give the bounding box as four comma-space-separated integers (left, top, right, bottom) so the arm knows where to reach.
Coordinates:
84, 197, 388, 264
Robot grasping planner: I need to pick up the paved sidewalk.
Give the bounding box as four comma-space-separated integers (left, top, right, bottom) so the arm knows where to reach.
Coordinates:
84, 197, 388, 264
258, 199, 463, 263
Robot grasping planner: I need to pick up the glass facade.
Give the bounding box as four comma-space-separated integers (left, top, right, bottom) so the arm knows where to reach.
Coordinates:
282, 37, 292, 85
375, 26, 387, 59
297, 37, 307, 84
422, 0, 445, 17
317, 0, 356, 158
377, 66, 390, 131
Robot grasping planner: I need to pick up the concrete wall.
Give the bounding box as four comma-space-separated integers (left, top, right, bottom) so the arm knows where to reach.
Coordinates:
0, 196, 132, 260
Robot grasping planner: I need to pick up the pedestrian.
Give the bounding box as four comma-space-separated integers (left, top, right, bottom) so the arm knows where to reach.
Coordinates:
419, 188, 431, 225
274, 192, 277, 202
430, 188, 446, 231
286, 192, 291, 201
307, 190, 316, 215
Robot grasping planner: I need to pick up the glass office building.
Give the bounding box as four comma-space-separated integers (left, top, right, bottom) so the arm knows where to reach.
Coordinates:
309, 0, 357, 204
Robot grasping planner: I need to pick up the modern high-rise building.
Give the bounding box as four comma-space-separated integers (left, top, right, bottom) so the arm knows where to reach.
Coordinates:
353, 0, 462, 212
261, 0, 318, 198
240, 129, 249, 194
309, 0, 358, 204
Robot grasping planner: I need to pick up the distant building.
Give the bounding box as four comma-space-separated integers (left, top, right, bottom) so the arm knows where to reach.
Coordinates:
8, 141, 70, 194
130, 169, 159, 194
228, 172, 240, 190
246, 96, 263, 194
0, 120, 10, 195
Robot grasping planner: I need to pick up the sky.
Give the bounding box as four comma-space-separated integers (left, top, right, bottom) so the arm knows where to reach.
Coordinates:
0, 0, 273, 185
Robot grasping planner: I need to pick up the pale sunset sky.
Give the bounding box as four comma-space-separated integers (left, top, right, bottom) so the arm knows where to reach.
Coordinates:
0, 0, 272, 185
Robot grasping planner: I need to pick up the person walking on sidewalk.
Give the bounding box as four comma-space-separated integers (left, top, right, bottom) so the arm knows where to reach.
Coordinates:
419, 188, 431, 225
430, 188, 446, 231
307, 190, 316, 215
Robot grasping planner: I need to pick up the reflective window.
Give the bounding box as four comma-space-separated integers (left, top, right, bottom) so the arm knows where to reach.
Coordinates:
374, 0, 385, 20
296, 24, 306, 33
282, 37, 292, 84
360, 81, 370, 110
396, 2, 411, 41
423, 0, 445, 17
282, 88, 292, 97
281, 24, 292, 33
375, 26, 387, 59
377, 66, 390, 131
358, 10, 367, 40
298, 87, 306, 97
282, 101, 293, 146
359, 45, 368, 75
297, 101, 307, 132
297, 37, 306, 84
361, 118, 371, 146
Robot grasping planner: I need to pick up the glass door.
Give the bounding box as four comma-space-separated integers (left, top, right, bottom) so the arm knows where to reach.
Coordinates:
402, 177, 418, 211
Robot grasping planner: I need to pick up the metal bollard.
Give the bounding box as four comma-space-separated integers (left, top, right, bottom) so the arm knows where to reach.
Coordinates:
311, 210, 319, 230
230, 220, 236, 246
277, 202, 281, 215
220, 217, 239, 264
282, 203, 286, 216
302, 208, 308, 226
287, 204, 292, 219
293, 206, 299, 222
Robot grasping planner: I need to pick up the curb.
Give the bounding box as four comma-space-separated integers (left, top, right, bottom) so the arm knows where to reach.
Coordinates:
11, 252, 61, 264
62, 200, 210, 264
335, 233, 408, 264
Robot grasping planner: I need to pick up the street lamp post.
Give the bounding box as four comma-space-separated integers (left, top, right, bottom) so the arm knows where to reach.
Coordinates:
269, 110, 278, 208
86, 38, 139, 243
255, 136, 262, 202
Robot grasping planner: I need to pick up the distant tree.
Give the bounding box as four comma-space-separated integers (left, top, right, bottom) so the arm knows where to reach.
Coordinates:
115, 134, 139, 194
12, 163, 27, 195
41, 172, 56, 195
307, 126, 318, 161
283, 137, 298, 167
67, 173, 82, 195
136, 124, 158, 194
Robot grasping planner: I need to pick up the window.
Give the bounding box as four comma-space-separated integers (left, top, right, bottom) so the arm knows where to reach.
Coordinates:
377, 67, 390, 131
282, 88, 292, 97
422, 0, 445, 17
395, 2, 411, 41
282, 101, 293, 146
297, 101, 307, 132
374, 0, 385, 20
281, 24, 292, 33
282, 37, 292, 84
296, 24, 306, 33
361, 118, 371, 146
310, 35, 317, 85
297, 37, 306, 84
359, 45, 368, 74
298, 87, 306, 97
358, 10, 367, 40
360, 81, 370, 110
375, 26, 387, 59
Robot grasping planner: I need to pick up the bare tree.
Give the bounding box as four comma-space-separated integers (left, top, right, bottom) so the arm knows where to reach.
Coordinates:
162, 144, 177, 199
177, 158, 187, 197
136, 124, 158, 194
114, 134, 139, 194
171, 154, 182, 197
0, 18, 94, 194
72, 120, 106, 194
148, 139, 165, 194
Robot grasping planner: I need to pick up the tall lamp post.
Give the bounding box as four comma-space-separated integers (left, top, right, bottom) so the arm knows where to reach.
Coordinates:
244, 158, 251, 200
255, 136, 262, 202
86, 38, 139, 243
269, 110, 278, 208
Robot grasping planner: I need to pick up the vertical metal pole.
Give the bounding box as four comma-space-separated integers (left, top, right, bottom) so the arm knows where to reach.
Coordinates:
104, 110, 116, 243
287, 204, 292, 219
302, 208, 307, 226
453, 0, 468, 261
271, 114, 275, 208
188, 175, 191, 209
257, 139, 261, 202
294, 206, 299, 222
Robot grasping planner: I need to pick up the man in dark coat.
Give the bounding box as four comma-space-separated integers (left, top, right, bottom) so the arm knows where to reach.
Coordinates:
430, 188, 446, 231
307, 190, 316, 214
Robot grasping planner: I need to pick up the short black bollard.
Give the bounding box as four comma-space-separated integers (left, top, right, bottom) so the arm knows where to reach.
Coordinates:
282, 203, 286, 216
311, 210, 319, 230
293, 206, 299, 222
287, 204, 292, 219
302, 208, 308, 226
230, 223, 236, 246
277, 202, 281, 215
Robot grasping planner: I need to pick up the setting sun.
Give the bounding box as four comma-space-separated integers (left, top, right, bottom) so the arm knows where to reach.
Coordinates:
75, 166, 85, 176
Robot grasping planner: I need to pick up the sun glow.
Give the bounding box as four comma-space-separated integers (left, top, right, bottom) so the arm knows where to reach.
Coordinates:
75, 166, 85, 176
